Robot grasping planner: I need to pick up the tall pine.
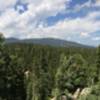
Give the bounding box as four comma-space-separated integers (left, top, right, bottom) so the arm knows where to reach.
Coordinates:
96, 45, 100, 81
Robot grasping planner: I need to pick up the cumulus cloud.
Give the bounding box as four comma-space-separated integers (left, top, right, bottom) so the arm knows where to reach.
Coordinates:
0, 0, 16, 11
0, 0, 100, 46
80, 32, 89, 37
73, 0, 92, 12
92, 37, 100, 41
0, 9, 19, 29
94, 0, 100, 7
0, 0, 71, 38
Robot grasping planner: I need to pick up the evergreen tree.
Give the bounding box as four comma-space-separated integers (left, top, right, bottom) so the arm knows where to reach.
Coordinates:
55, 54, 89, 96
0, 33, 4, 47
38, 50, 52, 100
96, 45, 100, 81
0, 34, 26, 100
0, 34, 11, 100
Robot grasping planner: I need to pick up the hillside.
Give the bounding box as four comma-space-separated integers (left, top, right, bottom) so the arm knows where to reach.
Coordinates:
5, 38, 93, 48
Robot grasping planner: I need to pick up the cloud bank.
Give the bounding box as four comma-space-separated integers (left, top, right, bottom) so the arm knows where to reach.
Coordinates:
0, 0, 100, 46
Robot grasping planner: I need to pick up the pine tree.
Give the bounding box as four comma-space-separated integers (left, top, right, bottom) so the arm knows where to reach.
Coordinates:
96, 45, 100, 81
38, 50, 52, 100
0, 34, 26, 100
55, 54, 68, 93
0, 34, 11, 99
55, 54, 89, 96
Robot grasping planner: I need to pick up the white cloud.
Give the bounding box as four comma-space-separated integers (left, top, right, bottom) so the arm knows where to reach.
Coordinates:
0, 0, 100, 46
0, 9, 19, 29
28, 10, 100, 40
73, 0, 92, 12
19, 11, 100, 40
92, 37, 100, 41
70, 0, 100, 14
0, 0, 71, 38
0, 0, 16, 11
80, 32, 89, 37
1, 9, 100, 40
94, 0, 100, 7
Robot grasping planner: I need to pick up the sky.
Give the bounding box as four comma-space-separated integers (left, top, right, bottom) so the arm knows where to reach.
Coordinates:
0, 0, 100, 46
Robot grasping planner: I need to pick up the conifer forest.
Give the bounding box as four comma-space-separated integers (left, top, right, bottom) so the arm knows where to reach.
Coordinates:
0, 34, 100, 100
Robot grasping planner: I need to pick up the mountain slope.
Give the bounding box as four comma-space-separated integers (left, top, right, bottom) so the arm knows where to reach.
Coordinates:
5, 38, 93, 48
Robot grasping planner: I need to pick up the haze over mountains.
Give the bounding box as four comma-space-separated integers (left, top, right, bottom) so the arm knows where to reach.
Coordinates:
5, 38, 94, 48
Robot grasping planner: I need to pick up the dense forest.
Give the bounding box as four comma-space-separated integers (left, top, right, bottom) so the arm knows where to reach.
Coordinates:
0, 34, 100, 100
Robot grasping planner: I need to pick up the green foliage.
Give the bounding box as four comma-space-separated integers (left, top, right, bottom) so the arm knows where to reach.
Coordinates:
0, 35, 26, 100
0, 33, 4, 46
56, 54, 89, 93
0, 35, 98, 100
96, 45, 100, 81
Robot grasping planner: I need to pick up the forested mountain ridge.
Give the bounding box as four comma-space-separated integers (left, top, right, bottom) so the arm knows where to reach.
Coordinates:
5, 38, 94, 48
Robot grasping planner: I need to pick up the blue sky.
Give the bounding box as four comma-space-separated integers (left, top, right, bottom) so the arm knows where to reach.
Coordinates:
0, 0, 100, 46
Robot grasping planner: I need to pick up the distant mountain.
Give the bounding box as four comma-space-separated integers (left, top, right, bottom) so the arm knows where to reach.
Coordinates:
5, 38, 19, 43
5, 38, 93, 48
